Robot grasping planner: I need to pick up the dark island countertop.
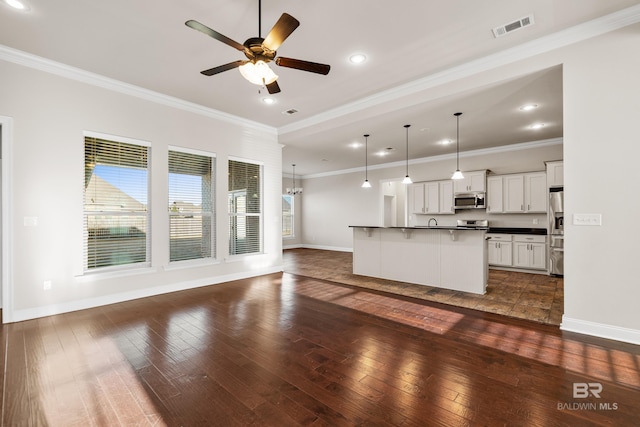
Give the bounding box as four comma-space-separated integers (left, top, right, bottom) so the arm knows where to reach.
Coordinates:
487, 227, 547, 235
349, 225, 488, 231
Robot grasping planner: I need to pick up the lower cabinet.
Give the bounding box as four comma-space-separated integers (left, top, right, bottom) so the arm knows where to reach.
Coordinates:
487, 233, 547, 271
513, 239, 547, 270
487, 235, 512, 266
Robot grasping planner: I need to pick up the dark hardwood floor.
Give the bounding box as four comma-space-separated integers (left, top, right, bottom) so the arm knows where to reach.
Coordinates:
1, 272, 639, 426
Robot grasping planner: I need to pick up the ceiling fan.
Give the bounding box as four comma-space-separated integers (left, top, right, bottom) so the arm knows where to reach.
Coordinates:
185, 0, 331, 94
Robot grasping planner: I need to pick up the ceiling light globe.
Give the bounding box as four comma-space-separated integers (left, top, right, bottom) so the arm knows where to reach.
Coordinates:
239, 61, 278, 86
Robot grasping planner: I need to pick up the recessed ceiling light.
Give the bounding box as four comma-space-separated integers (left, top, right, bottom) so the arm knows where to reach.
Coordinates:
349, 142, 362, 149
530, 123, 545, 129
520, 104, 538, 111
349, 53, 367, 64
439, 139, 453, 145
261, 97, 276, 105
376, 147, 394, 156
5, 0, 28, 10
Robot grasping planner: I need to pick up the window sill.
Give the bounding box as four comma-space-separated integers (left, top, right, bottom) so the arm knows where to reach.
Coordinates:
163, 258, 220, 271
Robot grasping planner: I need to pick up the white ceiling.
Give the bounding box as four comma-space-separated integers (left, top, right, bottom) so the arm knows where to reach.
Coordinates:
2, 0, 639, 175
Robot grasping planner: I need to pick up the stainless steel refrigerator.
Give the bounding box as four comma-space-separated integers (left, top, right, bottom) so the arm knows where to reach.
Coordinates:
549, 188, 564, 276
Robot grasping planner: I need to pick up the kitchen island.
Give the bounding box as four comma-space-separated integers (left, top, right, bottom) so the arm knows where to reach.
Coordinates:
350, 226, 488, 294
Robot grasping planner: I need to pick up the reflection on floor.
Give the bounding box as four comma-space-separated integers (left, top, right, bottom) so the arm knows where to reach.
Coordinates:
283, 248, 564, 325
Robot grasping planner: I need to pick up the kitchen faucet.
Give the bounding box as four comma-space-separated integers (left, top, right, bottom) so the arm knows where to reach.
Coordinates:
428, 217, 438, 227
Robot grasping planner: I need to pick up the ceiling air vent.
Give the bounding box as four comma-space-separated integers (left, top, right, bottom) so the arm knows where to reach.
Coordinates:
492, 15, 534, 38
282, 108, 299, 115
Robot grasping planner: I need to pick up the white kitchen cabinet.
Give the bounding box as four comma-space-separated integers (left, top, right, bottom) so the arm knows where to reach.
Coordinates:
504, 174, 525, 212
486, 176, 504, 213
410, 180, 454, 214
439, 180, 454, 214
513, 235, 547, 270
410, 183, 426, 214
524, 172, 547, 213
487, 234, 512, 266
453, 170, 486, 193
546, 160, 564, 188
491, 172, 546, 213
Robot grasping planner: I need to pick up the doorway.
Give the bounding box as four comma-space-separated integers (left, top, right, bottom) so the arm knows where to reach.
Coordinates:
380, 180, 406, 227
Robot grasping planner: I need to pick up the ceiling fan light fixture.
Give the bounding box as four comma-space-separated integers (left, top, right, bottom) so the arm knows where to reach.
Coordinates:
239, 60, 278, 86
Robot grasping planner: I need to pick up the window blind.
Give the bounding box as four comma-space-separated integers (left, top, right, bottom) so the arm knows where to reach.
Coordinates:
169, 148, 215, 262
84, 136, 150, 271
228, 159, 262, 255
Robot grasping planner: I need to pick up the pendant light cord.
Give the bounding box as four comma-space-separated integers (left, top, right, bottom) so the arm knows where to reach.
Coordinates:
404, 124, 410, 176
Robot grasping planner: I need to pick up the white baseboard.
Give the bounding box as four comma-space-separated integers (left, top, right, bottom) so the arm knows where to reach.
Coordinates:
10, 266, 284, 323
294, 244, 353, 252
561, 316, 640, 346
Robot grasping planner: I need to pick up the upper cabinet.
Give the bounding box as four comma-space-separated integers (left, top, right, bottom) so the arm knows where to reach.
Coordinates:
409, 180, 454, 215
487, 172, 547, 213
453, 170, 486, 193
546, 160, 564, 188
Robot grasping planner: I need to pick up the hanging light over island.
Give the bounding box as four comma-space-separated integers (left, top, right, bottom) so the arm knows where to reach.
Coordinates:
451, 112, 464, 180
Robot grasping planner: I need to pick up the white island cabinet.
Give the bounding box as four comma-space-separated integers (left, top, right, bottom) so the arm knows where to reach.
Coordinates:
351, 226, 487, 294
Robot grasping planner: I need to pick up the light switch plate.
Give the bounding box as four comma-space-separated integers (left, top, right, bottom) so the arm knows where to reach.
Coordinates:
573, 213, 602, 226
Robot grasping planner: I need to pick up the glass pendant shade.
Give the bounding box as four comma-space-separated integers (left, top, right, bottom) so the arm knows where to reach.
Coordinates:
451, 169, 464, 180
239, 61, 278, 86
362, 179, 371, 188
402, 175, 413, 184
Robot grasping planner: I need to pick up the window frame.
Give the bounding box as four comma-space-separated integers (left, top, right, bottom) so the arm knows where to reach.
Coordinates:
282, 194, 294, 239
168, 146, 216, 265
83, 131, 151, 273
228, 157, 263, 257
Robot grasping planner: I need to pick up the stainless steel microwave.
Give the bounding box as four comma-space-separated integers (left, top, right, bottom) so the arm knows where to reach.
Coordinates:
454, 192, 486, 210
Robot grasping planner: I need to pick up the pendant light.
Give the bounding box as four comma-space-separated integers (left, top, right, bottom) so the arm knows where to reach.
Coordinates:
451, 112, 465, 180
361, 134, 372, 188
402, 124, 412, 184
286, 164, 302, 195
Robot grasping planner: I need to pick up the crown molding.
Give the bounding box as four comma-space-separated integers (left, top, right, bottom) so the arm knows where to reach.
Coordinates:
278, 4, 640, 136
0, 44, 277, 135
298, 138, 562, 179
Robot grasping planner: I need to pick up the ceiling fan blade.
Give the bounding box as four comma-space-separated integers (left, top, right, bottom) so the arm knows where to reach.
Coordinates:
275, 57, 331, 75
185, 20, 245, 51
266, 80, 281, 94
201, 60, 247, 76
262, 13, 300, 51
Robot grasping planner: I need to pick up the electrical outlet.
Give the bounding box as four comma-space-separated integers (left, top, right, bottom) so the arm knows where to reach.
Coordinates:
43, 280, 52, 290
533, 218, 539, 225
573, 213, 602, 226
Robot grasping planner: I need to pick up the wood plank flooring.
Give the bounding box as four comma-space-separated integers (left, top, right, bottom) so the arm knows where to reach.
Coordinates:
1, 272, 639, 426
284, 248, 564, 325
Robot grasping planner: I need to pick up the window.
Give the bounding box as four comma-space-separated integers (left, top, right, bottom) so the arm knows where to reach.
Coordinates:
228, 159, 262, 255
84, 134, 150, 271
282, 194, 294, 238
168, 148, 215, 262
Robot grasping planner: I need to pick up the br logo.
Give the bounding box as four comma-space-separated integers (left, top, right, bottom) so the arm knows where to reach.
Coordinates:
573, 382, 602, 398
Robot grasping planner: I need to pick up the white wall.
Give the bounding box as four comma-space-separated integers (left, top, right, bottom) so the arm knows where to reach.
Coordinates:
561, 23, 640, 340
0, 60, 283, 322
294, 23, 640, 344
